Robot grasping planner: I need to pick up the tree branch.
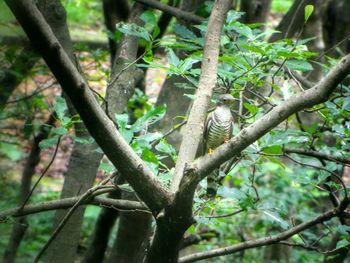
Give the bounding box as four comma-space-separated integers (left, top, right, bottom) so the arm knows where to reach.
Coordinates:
179, 208, 339, 262
0, 191, 148, 220
284, 148, 350, 165
172, 0, 232, 192
135, 0, 204, 24
5, 0, 171, 213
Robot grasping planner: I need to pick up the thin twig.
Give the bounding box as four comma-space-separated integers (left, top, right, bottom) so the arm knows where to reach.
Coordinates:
0, 86, 51, 105
20, 135, 61, 209
151, 120, 187, 147
203, 208, 244, 219
108, 50, 147, 87
34, 174, 115, 263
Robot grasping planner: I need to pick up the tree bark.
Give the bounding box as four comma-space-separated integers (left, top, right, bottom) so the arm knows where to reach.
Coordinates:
102, 0, 129, 63
145, 2, 232, 262
153, 0, 204, 167
241, 0, 272, 24
81, 191, 121, 263
322, 0, 350, 54
107, 192, 153, 263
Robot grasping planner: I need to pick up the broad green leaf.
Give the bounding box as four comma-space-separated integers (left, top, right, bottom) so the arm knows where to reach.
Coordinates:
52, 127, 68, 136
140, 10, 157, 25
137, 132, 163, 144
336, 239, 350, 249
118, 184, 134, 192
262, 145, 282, 154
167, 48, 180, 67
229, 21, 253, 39
54, 96, 68, 121
226, 10, 244, 23
115, 114, 133, 143
132, 105, 166, 132
244, 102, 259, 115
285, 59, 313, 72
304, 5, 314, 22
99, 162, 116, 174
342, 97, 350, 110
39, 135, 60, 149
116, 22, 151, 41
156, 139, 177, 162
141, 148, 158, 164
337, 225, 350, 235
115, 113, 129, 130
173, 23, 197, 39
264, 156, 286, 169
74, 136, 94, 144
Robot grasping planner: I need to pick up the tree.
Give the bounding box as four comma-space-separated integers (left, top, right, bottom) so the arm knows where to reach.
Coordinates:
1, 0, 350, 262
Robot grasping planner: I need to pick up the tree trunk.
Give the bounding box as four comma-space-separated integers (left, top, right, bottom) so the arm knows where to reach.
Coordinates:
107, 192, 152, 263
241, 0, 272, 24
2, 114, 55, 263
81, 190, 121, 263
33, 1, 104, 262
82, 4, 148, 263
102, 0, 129, 63
322, 0, 350, 54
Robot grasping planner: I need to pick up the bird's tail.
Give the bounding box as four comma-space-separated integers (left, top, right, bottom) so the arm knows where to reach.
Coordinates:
207, 168, 219, 197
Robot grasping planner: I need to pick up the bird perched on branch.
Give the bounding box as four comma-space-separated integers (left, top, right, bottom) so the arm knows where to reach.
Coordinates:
204, 94, 234, 197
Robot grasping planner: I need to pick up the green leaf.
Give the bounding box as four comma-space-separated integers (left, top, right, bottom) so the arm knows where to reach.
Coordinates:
140, 10, 157, 25
39, 135, 60, 149
167, 48, 180, 67
304, 5, 314, 22
244, 102, 259, 115
118, 184, 134, 192
285, 59, 313, 72
116, 22, 151, 41
337, 225, 350, 235
264, 156, 286, 169
336, 239, 350, 249
229, 21, 253, 39
342, 97, 350, 110
115, 113, 134, 144
173, 23, 197, 39
54, 96, 68, 121
74, 136, 94, 144
141, 148, 159, 164
115, 113, 129, 130
52, 127, 68, 136
156, 139, 177, 162
132, 105, 166, 132
137, 132, 163, 144
226, 10, 244, 23
99, 162, 116, 174
263, 145, 282, 154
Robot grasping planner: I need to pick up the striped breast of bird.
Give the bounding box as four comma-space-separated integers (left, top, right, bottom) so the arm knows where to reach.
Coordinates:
206, 107, 233, 150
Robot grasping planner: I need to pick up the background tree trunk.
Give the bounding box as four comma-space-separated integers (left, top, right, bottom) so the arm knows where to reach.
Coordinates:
240, 0, 272, 24
322, 0, 350, 54
2, 114, 55, 263
34, 1, 104, 262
